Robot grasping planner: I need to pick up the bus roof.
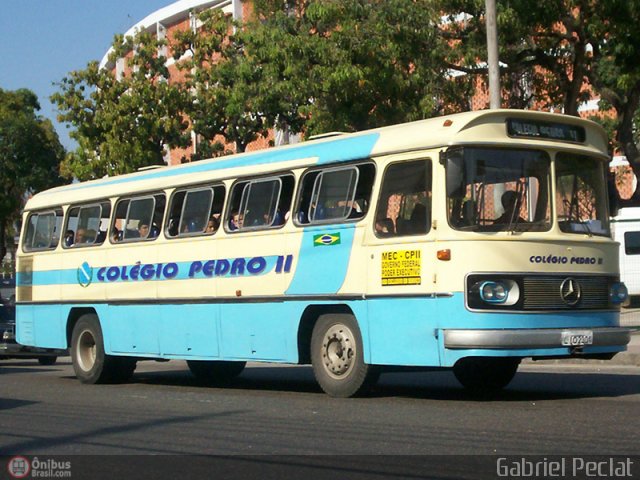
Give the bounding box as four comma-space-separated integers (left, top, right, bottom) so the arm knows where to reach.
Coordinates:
27, 109, 608, 211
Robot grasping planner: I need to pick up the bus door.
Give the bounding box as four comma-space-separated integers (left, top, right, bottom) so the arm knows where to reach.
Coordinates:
364, 157, 441, 366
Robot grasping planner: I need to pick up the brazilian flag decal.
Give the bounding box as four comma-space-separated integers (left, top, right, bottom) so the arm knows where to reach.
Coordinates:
313, 232, 341, 247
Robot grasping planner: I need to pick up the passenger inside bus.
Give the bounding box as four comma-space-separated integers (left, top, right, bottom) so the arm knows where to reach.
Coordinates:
64, 229, 74, 247
229, 211, 244, 231
375, 217, 395, 236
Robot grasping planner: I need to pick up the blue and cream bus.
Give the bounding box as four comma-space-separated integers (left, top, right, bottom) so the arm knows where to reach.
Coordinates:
16, 110, 631, 397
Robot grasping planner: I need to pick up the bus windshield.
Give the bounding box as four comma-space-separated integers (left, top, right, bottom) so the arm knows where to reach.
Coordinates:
556, 153, 610, 237
446, 147, 551, 232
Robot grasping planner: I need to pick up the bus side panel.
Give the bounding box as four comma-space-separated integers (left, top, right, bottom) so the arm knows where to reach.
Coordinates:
15, 304, 67, 349
366, 298, 440, 366
219, 302, 295, 361
157, 304, 220, 357
104, 305, 161, 355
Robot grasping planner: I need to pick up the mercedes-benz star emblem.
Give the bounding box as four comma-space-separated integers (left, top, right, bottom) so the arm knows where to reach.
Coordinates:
560, 277, 581, 306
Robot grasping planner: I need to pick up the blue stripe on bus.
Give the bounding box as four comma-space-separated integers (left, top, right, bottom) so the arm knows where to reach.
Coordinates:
16, 256, 280, 287
285, 226, 356, 295
43, 133, 381, 194
17, 296, 623, 365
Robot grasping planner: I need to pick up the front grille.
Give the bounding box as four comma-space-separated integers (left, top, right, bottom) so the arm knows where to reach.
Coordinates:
467, 273, 616, 311
523, 275, 611, 310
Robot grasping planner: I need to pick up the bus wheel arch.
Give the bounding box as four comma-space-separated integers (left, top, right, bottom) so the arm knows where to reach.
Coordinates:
66, 307, 98, 348
453, 356, 520, 394
309, 311, 379, 397
297, 304, 358, 365
69, 312, 136, 384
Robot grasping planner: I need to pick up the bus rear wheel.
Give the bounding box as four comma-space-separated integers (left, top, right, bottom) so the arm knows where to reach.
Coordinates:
187, 360, 246, 384
453, 357, 520, 393
71, 314, 136, 384
310, 314, 379, 398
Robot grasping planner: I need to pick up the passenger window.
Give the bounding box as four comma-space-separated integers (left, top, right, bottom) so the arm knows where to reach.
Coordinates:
23, 209, 64, 251
166, 185, 225, 238
64, 202, 111, 248
296, 163, 375, 225
226, 175, 294, 232
374, 160, 431, 237
624, 231, 640, 255
112, 194, 165, 242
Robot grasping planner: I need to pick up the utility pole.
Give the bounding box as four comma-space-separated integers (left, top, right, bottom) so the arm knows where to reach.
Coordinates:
485, 0, 501, 109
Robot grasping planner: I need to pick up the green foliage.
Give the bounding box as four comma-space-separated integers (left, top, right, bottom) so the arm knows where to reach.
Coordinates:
0, 88, 64, 260
246, 0, 448, 136
173, 9, 270, 155
52, 30, 191, 180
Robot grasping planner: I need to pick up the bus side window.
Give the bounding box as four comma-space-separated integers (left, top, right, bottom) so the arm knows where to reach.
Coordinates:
22, 209, 63, 252
112, 194, 165, 243
166, 185, 225, 238
295, 163, 375, 225
64, 201, 111, 248
226, 174, 294, 232
374, 159, 431, 237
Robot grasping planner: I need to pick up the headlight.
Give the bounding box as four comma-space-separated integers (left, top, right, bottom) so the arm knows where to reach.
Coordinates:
480, 281, 508, 303
610, 282, 628, 305
469, 279, 520, 307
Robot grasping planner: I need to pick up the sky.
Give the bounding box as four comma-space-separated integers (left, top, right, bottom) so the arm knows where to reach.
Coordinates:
0, 0, 178, 151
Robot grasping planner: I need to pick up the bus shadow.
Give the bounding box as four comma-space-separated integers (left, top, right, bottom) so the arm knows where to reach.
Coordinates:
126, 364, 640, 401
131, 364, 323, 394
373, 369, 640, 402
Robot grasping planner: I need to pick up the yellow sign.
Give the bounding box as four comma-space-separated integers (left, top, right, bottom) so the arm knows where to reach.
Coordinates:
381, 250, 421, 286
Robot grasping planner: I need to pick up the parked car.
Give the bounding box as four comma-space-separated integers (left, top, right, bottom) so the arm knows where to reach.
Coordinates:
0, 280, 66, 364
0, 278, 15, 307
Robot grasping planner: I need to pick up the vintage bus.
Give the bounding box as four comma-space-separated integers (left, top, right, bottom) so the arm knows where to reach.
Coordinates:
16, 109, 631, 397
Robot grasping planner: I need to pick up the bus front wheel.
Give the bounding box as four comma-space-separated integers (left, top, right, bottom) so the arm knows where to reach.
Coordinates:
310, 314, 379, 398
187, 360, 246, 384
453, 357, 520, 393
71, 314, 136, 384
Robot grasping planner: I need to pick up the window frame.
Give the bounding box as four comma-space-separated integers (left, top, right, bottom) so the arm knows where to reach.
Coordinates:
111, 193, 165, 244
22, 209, 63, 252
293, 161, 376, 227
225, 173, 295, 233
62, 201, 111, 249
165, 183, 226, 239
373, 158, 432, 239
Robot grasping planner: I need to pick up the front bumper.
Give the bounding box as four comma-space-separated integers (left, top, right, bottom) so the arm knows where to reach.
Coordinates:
444, 327, 631, 350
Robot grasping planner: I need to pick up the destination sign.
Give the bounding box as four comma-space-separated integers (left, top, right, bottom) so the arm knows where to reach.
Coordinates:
506, 118, 585, 143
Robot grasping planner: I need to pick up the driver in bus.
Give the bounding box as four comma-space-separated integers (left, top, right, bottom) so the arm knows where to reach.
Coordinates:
494, 190, 527, 225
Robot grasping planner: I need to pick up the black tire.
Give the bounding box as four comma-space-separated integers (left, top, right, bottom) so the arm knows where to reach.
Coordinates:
453, 357, 520, 394
187, 360, 246, 384
70, 314, 136, 384
310, 313, 379, 398
37, 356, 57, 366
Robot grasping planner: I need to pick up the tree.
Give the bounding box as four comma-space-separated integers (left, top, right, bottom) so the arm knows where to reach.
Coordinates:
52, 30, 191, 180
0, 88, 64, 261
248, 0, 450, 137
173, 0, 450, 155
437, 0, 600, 114
590, 0, 640, 204
172, 8, 272, 156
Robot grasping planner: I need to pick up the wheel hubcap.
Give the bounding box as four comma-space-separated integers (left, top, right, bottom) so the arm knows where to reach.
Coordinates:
322, 324, 356, 379
76, 329, 96, 372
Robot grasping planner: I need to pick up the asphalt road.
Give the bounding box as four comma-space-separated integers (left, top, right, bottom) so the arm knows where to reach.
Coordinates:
1, 358, 639, 458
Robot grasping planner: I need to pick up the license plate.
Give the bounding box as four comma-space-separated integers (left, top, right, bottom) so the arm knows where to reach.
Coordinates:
561, 330, 593, 347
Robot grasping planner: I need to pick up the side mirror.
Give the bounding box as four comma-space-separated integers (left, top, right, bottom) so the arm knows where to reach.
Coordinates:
446, 151, 465, 198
